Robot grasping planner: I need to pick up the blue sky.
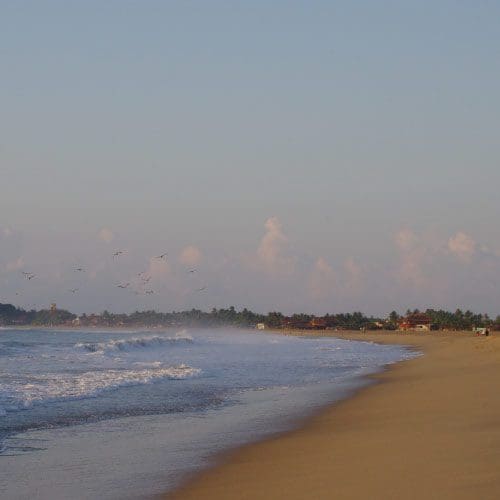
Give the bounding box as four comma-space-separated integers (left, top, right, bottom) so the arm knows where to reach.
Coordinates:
1, 1, 500, 315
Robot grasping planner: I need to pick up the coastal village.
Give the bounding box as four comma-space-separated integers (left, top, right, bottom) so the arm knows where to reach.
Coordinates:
0, 302, 497, 333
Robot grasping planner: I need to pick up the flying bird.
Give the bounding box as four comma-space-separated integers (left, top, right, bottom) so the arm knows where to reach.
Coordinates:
116, 282, 130, 289
196, 286, 207, 292
74, 267, 85, 272
21, 271, 35, 280
145, 290, 154, 295
155, 253, 168, 260
113, 251, 124, 259
187, 269, 197, 274
68, 288, 79, 293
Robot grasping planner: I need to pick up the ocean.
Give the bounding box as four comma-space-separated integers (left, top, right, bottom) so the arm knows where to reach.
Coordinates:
0, 327, 416, 499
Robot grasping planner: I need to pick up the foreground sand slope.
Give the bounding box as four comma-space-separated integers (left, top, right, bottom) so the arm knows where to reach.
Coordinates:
167, 332, 500, 500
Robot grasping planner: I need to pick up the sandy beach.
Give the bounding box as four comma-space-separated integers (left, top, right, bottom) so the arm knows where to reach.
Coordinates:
167, 331, 500, 500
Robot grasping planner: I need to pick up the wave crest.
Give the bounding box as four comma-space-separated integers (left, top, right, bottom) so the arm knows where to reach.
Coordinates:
0, 363, 200, 416
75, 333, 192, 354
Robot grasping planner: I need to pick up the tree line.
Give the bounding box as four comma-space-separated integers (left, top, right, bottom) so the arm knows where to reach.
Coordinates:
1, 302, 499, 330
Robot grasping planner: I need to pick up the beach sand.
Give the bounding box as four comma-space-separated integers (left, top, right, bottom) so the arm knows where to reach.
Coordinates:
166, 331, 500, 499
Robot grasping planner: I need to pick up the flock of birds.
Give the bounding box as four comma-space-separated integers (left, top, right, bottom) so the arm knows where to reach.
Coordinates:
7, 250, 208, 309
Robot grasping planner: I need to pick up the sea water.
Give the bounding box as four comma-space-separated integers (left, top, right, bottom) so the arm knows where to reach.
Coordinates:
0, 327, 416, 499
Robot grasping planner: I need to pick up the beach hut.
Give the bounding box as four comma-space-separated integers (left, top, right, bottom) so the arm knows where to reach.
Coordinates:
398, 313, 432, 332
473, 327, 489, 336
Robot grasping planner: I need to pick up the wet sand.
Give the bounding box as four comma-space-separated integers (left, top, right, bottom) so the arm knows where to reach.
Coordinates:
166, 331, 500, 499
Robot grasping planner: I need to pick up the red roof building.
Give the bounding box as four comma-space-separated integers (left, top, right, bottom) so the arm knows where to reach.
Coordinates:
398, 313, 432, 331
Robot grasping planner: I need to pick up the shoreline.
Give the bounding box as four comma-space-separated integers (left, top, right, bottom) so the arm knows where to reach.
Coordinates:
166, 330, 500, 499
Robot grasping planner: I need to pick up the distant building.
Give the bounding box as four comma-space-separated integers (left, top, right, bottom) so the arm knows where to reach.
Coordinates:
309, 318, 327, 329
282, 318, 310, 329
281, 317, 329, 330
50, 303, 57, 312
398, 313, 432, 331
256, 323, 265, 330
473, 327, 489, 336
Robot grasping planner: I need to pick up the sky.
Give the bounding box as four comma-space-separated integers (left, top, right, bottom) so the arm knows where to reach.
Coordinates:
1, 1, 500, 316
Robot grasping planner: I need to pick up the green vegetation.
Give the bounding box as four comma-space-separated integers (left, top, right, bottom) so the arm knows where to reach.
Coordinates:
0, 302, 498, 330
0, 303, 76, 326
386, 309, 494, 331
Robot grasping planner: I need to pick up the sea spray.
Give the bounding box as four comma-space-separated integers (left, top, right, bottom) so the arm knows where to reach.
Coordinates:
75, 333, 192, 355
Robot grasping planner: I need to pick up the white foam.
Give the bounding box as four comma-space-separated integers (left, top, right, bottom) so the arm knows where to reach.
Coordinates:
0, 364, 200, 415
75, 333, 193, 355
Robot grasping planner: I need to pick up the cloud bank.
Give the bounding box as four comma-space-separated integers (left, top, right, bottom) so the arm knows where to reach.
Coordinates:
448, 232, 476, 262
179, 245, 203, 267
1, 219, 499, 316
257, 217, 295, 275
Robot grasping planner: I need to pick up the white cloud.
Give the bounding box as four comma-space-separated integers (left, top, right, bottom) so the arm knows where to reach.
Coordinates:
448, 232, 476, 262
393, 228, 459, 291
308, 257, 336, 300
179, 245, 203, 267
344, 257, 363, 295
148, 256, 171, 280
394, 228, 418, 251
98, 227, 114, 243
307, 256, 364, 303
394, 228, 427, 288
257, 217, 295, 275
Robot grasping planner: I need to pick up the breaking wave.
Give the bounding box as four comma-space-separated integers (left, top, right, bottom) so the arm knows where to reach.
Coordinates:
0, 364, 200, 416
75, 332, 192, 354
